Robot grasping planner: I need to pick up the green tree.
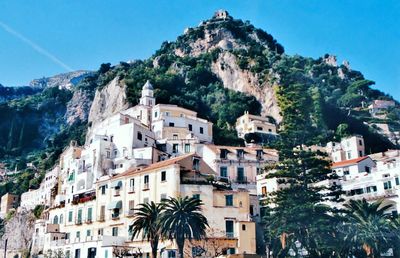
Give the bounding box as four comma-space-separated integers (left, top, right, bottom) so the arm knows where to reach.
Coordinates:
129, 201, 163, 258
160, 196, 208, 258
342, 199, 393, 258
263, 148, 342, 257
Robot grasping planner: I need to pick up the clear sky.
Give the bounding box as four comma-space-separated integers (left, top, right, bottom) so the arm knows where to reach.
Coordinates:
0, 1, 399, 100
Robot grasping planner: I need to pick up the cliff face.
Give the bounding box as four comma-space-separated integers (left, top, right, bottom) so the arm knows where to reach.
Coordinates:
0, 211, 36, 256
65, 89, 93, 125
29, 70, 92, 90
211, 51, 282, 122
88, 77, 129, 125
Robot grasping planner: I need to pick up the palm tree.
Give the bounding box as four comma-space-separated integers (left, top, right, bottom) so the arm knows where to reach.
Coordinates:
160, 196, 209, 258
129, 201, 163, 258
343, 199, 393, 258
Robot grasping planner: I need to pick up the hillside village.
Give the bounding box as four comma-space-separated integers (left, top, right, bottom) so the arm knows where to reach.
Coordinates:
0, 9, 399, 258
0, 78, 398, 258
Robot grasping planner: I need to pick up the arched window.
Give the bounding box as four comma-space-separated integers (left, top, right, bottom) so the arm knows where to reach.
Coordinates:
53, 215, 59, 224
59, 214, 64, 224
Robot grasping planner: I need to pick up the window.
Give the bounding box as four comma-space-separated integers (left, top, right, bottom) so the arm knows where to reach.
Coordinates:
100, 206, 105, 221
86, 230, 91, 237
359, 140, 363, 146
192, 194, 200, 200
144, 175, 149, 184
261, 186, 267, 195
75, 249, 81, 258
53, 215, 59, 225
199, 127, 204, 134
161, 194, 167, 201
172, 134, 178, 140
225, 195, 233, 206
172, 144, 179, 153
112, 227, 118, 236
98, 228, 103, 236
167, 250, 176, 258
256, 150, 263, 159
68, 211, 73, 222
60, 214, 63, 224
143, 197, 149, 204
128, 200, 135, 213
77, 209, 83, 224
347, 152, 352, 160
161, 171, 166, 182
188, 124, 192, 131
237, 167, 245, 182
137, 131, 143, 141
184, 144, 190, 153
220, 167, 228, 178
154, 111, 158, 118
87, 207, 93, 222
129, 179, 135, 192
220, 149, 228, 159
106, 151, 111, 158
225, 220, 234, 237
76, 231, 80, 239
101, 185, 107, 195
365, 166, 370, 173
169, 122, 175, 127
396, 177, 400, 186
344, 170, 350, 175
257, 126, 263, 131
193, 158, 200, 171
165, 112, 170, 116
250, 205, 254, 216
237, 149, 244, 158
384, 181, 392, 190
359, 151, 363, 157
242, 224, 246, 231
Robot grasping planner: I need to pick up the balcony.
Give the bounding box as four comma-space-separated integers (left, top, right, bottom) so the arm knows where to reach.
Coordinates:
226, 232, 235, 238
75, 219, 82, 225
111, 213, 120, 220
71, 191, 96, 205
98, 215, 105, 222
235, 176, 248, 184
143, 183, 150, 191
85, 219, 93, 224
125, 210, 135, 217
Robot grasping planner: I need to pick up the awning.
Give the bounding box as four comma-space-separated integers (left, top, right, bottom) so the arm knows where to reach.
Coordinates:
110, 181, 122, 188
107, 200, 122, 210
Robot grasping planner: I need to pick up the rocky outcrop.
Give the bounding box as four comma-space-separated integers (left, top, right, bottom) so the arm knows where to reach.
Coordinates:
211, 51, 282, 123
88, 77, 129, 125
0, 210, 36, 257
65, 89, 93, 125
30, 70, 92, 90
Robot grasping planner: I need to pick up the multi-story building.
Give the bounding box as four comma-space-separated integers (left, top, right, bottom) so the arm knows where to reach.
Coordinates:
40, 154, 257, 257
26, 81, 264, 257
0, 193, 19, 218
20, 166, 60, 210
326, 135, 365, 162
235, 112, 277, 141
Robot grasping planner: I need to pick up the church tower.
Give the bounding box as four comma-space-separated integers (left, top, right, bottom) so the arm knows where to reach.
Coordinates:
139, 80, 155, 107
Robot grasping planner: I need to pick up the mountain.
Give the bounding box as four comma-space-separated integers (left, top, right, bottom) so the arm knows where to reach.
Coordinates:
0, 10, 399, 196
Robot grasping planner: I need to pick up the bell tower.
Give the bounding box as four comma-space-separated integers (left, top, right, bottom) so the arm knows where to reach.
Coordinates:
139, 80, 155, 107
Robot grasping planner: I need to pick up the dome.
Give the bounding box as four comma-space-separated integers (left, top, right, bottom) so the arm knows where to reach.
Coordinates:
143, 80, 154, 90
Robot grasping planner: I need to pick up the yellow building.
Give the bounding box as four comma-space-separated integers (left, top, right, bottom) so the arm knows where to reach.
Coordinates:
43, 154, 257, 257
0, 193, 18, 217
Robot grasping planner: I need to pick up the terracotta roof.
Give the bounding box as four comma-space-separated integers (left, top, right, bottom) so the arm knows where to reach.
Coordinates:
332, 156, 371, 168
112, 153, 198, 179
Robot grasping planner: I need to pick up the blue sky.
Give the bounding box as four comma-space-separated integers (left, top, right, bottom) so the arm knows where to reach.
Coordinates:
0, 1, 399, 100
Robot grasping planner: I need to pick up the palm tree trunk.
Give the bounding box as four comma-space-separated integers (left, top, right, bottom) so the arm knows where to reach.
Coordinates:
177, 238, 185, 258
151, 239, 159, 258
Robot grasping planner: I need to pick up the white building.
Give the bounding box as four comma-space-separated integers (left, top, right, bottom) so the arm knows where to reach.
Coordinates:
235, 112, 277, 144
326, 135, 365, 162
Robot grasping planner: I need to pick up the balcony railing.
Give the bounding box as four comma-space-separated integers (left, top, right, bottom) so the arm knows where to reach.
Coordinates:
98, 215, 105, 222
235, 176, 248, 184
111, 213, 120, 220
143, 183, 150, 190
226, 232, 235, 238
125, 210, 135, 217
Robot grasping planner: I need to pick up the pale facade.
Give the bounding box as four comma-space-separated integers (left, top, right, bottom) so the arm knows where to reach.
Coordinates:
235, 112, 277, 139
0, 193, 18, 217
39, 154, 257, 257
326, 135, 365, 162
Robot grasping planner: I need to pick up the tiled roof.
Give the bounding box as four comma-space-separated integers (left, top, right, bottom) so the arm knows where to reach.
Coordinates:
113, 153, 198, 179
332, 156, 371, 168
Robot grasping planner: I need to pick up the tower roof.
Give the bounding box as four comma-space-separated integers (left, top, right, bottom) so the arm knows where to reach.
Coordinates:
142, 80, 153, 90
